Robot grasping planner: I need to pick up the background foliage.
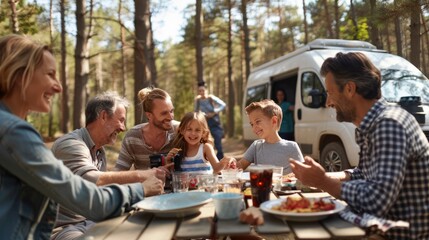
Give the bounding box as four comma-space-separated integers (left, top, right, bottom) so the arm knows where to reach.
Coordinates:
2, 0, 428, 139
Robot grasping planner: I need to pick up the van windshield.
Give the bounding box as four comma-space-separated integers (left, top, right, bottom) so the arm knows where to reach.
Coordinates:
381, 69, 429, 104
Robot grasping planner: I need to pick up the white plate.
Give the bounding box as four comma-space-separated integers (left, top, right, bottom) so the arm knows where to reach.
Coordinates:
133, 192, 212, 218
260, 197, 346, 222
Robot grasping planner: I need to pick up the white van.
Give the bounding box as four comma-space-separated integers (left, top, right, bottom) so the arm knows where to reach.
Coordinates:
243, 39, 429, 171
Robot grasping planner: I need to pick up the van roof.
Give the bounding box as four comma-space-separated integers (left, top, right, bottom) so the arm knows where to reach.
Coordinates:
252, 39, 387, 73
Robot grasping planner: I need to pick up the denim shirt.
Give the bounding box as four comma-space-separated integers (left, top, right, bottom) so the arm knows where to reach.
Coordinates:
0, 102, 144, 239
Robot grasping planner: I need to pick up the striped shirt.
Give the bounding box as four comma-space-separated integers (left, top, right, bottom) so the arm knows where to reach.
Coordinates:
342, 98, 429, 239
181, 144, 213, 174
115, 121, 179, 170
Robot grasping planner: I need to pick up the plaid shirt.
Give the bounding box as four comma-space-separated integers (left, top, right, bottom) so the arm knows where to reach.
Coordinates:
342, 99, 429, 239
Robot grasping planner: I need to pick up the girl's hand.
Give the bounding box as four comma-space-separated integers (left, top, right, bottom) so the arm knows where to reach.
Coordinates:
166, 148, 182, 163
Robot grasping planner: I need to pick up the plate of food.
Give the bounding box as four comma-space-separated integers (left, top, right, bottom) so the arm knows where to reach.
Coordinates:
133, 191, 212, 218
260, 196, 346, 222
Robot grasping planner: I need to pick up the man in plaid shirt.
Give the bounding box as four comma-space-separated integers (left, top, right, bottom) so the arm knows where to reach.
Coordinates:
290, 52, 429, 239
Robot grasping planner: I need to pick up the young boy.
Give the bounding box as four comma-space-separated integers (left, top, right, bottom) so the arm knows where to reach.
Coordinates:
228, 99, 304, 174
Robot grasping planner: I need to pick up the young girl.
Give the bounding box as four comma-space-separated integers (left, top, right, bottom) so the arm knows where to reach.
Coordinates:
167, 112, 227, 175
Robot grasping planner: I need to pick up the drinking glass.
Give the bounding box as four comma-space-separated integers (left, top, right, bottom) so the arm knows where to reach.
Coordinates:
197, 174, 218, 193
172, 172, 190, 193
221, 169, 243, 193
272, 166, 284, 191
248, 165, 273, 207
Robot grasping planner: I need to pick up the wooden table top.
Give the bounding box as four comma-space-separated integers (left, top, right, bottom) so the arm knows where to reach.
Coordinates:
80, 191, 366, 240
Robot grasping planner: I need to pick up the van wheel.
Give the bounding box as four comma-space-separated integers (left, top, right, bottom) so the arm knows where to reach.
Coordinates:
320, 142, 350, 172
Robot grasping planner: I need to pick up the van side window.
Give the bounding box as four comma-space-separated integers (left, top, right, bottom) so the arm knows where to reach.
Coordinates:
245, 84, 268, 106
301, 72, 325, 108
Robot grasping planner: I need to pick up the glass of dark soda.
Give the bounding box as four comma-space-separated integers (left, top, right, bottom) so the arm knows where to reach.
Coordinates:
248, 165, 273, 207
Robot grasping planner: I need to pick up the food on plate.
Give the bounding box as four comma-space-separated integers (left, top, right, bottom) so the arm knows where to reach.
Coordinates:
272, 197, 335, 213
283, 173, 297, 182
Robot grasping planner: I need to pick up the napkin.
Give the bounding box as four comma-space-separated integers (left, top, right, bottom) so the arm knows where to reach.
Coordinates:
339, 206, 409, 233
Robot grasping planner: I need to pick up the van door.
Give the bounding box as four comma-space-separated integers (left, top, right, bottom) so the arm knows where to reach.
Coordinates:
295, 71, 327, 158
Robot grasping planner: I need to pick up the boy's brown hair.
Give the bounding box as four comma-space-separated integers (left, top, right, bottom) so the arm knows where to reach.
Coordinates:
245, 99, 283, 130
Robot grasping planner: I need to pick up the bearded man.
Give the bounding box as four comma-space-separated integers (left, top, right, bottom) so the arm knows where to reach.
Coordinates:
114, 87, 180, 170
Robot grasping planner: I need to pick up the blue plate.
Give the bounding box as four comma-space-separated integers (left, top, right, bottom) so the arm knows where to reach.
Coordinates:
133, 192, 212, 218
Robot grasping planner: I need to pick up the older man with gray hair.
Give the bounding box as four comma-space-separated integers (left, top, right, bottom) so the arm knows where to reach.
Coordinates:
50, 91, 165, 240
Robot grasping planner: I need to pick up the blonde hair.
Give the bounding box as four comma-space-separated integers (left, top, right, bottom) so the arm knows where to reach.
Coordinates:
138, 87, 171, 113
0, 34, 51, 99
172, 112, 213, 156
245, 99, 283, 130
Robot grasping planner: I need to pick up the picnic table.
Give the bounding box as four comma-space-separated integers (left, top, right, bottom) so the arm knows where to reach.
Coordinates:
79, 191, 366, 240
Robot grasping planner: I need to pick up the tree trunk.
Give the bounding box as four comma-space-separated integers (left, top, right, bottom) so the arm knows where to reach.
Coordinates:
385, 23, 391, 52
409, 0, 420, 68
421, 8, 429, 76
118, 0, 127, 96
394, 0, 403, 57
95, 54, 103, 93
334, 0, 339, 39
369, 0, 381, 48
9, 0, 19, 33
134, 0, 148, 125
73, 0, 90, 129
322, 0, 334, 38
241, 0, 251, 89
302, 0, 308, 44
60, 0, 69, 133
196, 0, 204, 85
277, 3, 284, 55
48, 0, 54, 137
349, 0, 358, 39
227, 0, 235, 138
145, 3, 157, 86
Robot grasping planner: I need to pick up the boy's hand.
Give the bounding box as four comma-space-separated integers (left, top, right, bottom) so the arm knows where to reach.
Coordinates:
219, 156, 236, 169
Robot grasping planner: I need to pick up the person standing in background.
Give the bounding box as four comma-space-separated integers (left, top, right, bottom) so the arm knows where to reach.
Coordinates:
276, 89, 295, 141
194, 81, 226, 159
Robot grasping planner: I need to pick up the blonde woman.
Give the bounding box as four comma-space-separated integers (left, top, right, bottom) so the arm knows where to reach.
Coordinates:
0, 34, 149, 239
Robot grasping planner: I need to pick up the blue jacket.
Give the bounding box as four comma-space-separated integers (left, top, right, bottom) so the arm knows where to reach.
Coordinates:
0, 102, 144, 239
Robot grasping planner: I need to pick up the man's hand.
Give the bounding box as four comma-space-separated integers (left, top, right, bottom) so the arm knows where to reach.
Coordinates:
142, 176, 164, 197
158, 162, 174, 177
137, 168, 166, 183
290, 156, 343, 199
290, 156, 327, 189
239, 207, 264, 225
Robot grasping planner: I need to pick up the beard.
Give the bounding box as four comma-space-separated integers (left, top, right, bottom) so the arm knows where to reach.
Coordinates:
335, 97, 356, 123
153, 118, 173, 131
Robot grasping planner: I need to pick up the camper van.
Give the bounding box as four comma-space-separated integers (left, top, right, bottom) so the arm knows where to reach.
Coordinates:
243, 39, 429, 171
